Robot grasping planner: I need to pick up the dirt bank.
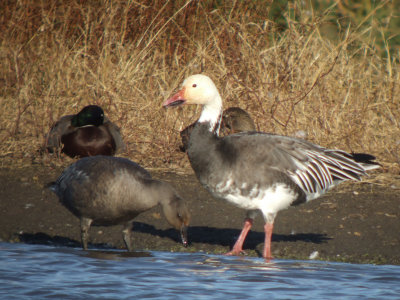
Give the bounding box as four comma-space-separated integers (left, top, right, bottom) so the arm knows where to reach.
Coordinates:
0, 165, 399, 265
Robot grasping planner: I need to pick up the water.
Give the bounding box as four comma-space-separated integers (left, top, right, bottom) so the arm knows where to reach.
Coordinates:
0, 242, 399, 299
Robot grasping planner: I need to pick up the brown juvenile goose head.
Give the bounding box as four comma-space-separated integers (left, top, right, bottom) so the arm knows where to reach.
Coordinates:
179, 107, 256, 152
158, 182, 190, 247
221, 107, 256, 135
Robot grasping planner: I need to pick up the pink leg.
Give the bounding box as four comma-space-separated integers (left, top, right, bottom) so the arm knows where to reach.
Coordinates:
226, 218, 253, 256
263, 222, 274, 259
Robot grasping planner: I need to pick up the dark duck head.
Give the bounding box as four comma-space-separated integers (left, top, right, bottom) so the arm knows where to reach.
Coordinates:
71, 105, 105, 127
61, 105, 117, 158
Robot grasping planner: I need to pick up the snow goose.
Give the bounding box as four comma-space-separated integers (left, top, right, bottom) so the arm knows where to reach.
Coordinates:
45, 105, 126, 158
48, 156, 190, 251
163, 74, 379, 259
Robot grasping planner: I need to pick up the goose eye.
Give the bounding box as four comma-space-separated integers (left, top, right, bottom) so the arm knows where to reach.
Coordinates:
192, 84, 197, 88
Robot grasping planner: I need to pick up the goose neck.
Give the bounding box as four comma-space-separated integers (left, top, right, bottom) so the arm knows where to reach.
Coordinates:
197, 94, 223, 133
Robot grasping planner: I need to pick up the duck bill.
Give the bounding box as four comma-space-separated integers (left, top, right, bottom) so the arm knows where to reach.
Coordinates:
163, 88, 186, 108
180, 224, 188, 247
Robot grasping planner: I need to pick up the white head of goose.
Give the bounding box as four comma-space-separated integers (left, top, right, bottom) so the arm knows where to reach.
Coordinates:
163, 74, 380, 259
48, 156, 190, 251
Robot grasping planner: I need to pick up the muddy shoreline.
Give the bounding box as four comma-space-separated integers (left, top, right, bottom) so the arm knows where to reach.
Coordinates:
0, 165, 399, 265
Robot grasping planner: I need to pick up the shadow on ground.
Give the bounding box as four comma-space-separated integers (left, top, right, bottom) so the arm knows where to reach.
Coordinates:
18, 222, 330, 253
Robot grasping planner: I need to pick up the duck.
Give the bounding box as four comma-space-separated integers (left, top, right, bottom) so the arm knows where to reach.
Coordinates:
48, 155, 190, 251
163, 74, 380, 259
45, 105, 126, 158
180, 107, 256, 152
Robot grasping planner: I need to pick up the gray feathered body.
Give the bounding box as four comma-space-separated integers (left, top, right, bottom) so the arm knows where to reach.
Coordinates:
49, 156, 161, 225
188, 123, 378, 222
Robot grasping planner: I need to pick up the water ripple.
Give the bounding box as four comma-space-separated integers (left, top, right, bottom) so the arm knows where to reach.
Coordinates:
0, 242, 399, 299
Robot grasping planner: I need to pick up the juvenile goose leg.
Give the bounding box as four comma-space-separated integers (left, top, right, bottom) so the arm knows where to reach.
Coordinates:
122, 221, 134, 252
80, 217, 93, 250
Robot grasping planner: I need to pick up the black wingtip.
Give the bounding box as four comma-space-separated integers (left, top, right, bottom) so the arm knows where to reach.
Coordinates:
351, 152, 381, 166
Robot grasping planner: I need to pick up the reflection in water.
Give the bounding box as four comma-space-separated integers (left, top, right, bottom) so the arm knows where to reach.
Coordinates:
82, 249, 152, 260
0, 242, 399, 299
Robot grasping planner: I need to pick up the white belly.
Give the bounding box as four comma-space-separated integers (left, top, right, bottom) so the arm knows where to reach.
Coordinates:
213, 177, 298, 216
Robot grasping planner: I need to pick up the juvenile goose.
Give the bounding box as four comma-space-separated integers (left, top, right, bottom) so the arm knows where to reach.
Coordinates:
180, 107, 256, 152
221, 107, 256, 135
163, 74, 379, 259
48, 156, 190, 251
46, 105, 126, 158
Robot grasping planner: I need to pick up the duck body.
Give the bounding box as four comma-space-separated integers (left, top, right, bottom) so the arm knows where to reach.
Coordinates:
163, 74, 379, 259
48, 156, 190, 251
46, 105, 126, 158
61, 124, 116, 157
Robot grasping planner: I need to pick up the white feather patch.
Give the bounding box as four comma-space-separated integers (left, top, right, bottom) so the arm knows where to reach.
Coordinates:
215, 182, 298, 218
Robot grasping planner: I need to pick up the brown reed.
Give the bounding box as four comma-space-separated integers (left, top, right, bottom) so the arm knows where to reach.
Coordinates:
0, 0, 399, 179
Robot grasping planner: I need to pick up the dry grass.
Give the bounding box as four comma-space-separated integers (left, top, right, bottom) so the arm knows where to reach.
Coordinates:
0, 0, 399, 179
